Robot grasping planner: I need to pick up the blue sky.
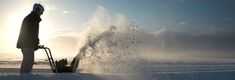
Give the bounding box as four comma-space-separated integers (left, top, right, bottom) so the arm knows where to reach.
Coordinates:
0, 0, 235, 60
53, 0, 235, 32
2, 0, 235, 32
46, 0, 235, 33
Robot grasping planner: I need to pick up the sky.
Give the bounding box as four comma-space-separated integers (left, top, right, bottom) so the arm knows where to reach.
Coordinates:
0, 0, 235, 61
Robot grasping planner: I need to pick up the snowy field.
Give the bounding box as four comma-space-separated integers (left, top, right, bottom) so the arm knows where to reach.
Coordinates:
1, 60, 235, 80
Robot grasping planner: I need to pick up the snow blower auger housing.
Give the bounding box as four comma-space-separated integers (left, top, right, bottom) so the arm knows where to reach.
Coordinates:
38, 45, 80, 73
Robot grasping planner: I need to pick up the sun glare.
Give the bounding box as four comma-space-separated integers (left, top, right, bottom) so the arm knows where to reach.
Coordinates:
5, 5, 55, 55
7, 11, 26, 46
7, 10, 55, 45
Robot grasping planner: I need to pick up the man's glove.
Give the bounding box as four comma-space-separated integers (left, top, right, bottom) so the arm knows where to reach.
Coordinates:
34, 45, 44, 51
38, 45, 45, 49
34, 46, 39, 51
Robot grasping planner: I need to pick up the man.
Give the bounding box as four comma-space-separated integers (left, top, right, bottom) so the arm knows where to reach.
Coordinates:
17, 3, 44, 73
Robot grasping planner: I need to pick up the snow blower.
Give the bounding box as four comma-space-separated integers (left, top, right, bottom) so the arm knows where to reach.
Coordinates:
38, 45, 80, 73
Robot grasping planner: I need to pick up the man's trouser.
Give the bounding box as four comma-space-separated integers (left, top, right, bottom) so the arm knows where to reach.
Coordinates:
20, 48, 34, 73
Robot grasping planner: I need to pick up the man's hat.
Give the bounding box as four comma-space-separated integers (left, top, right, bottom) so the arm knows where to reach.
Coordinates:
33, 3, 44, 12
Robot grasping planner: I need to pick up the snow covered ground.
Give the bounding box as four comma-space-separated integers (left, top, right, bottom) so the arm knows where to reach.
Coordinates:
1, 61, 235, 80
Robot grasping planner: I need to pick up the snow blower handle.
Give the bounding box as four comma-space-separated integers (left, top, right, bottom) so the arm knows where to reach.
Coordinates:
38, 45, 58, 72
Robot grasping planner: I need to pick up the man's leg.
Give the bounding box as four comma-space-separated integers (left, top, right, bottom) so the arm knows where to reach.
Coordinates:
20, 48, 34, 73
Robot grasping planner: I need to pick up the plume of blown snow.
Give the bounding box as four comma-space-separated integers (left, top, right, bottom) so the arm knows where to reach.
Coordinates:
73, 6, 143, 73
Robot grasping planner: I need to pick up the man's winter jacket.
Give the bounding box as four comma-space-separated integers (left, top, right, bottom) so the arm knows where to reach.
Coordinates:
17, 11, 41, 50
